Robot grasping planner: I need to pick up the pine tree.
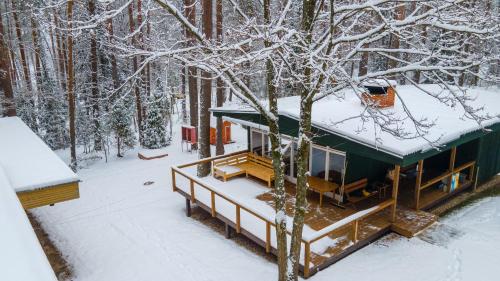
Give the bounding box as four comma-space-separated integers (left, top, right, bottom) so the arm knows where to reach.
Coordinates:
110, 99, 135, 157
141, 97, 168, 149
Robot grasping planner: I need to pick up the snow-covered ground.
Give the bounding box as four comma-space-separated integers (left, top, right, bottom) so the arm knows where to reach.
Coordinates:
33, 123, 500, 281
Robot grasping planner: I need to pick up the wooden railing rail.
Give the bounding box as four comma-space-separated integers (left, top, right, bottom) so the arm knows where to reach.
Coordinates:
171, 153, 396, 278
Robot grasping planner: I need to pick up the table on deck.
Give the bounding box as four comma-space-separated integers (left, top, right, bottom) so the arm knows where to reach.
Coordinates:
307, 176, 339, 207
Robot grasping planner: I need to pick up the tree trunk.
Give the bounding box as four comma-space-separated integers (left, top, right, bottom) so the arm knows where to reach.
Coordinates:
262, 1, 288, 281
30, 19, 42, 93
197, 0, 212, 177
0, 9, 16, 117
54, 9, 67, 92
66, 0, 77, 171
185, 0, 198, 140
215, 0, 225, 156
11, 0, 32, 92
180, 62, 188, 123
358, 43, 369, 77
387, 4, 406, 74
12, 0, 37, 131
288, 1, 316, 280
106, 10, 119, 91
128, 1, 143, 144
89, 0, 102, 151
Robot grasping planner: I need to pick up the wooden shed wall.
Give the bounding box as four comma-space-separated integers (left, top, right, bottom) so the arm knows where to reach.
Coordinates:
17, 182, 80, 209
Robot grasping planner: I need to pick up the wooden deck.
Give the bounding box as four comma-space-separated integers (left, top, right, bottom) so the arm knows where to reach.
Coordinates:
171, 154, 439, 278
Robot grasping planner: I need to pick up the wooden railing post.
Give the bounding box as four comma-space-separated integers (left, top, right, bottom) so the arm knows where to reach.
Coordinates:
415, 159, 424, 210
236, 205, 241, 233
172, 168, 178, 192
304, 242, 311, 278
190, 179, 195, 203
352, 220, 359, 243
265, 221, 271, 253
210, 191, 216, 217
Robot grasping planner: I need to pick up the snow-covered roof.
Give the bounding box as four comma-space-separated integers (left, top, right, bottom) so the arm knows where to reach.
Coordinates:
0, 117, 79, 192
362, 78, 397, 87
212, 85, 500, 158
0, 167, 58, 281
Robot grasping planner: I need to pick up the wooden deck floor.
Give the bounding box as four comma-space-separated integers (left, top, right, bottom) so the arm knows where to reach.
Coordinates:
254, 181, 436, 269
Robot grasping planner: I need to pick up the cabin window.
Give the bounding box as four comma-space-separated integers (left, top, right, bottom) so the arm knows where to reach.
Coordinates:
311, 147, 327, 179
251, 130, 262, 155
309, 145, 346, 184
328, 152, 346, 185
250, 128, 271, 157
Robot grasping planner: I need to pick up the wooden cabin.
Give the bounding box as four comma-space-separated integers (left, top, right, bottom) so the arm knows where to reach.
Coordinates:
172, 85, 500, 278
0, 117, 80, 209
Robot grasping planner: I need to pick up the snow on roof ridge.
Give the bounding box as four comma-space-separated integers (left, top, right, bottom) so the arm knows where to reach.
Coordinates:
212, 85, 500, 158
0, 117, 79, 192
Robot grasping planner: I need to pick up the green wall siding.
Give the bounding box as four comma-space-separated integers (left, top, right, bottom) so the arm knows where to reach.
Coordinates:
477, 130, 500, 184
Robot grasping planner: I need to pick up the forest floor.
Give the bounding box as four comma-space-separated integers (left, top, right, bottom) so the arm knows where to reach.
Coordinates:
32, 123, 500, 281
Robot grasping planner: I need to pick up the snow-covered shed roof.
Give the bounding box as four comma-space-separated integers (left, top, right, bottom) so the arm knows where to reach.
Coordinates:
212, 85, 500, 161
0, 167, 58, 281
0, 117, 78, 192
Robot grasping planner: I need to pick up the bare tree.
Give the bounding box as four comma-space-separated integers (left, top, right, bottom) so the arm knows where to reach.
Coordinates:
0, 7, 16, 117
197, 0, 213, 177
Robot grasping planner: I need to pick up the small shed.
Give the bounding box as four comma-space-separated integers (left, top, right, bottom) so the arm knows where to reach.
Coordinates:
0, 117, 80, 209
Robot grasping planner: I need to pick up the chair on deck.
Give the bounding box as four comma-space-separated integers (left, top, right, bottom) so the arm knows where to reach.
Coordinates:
344, 178, 379, 206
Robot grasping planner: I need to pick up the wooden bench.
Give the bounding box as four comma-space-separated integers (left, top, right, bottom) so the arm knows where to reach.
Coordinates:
213, 153, 275, 187
212, 154, 248, 181
344, 178, 377, 204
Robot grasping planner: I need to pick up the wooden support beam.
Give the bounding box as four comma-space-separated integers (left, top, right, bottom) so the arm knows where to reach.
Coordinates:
304, 242, 311, 278
473, 166, 480, 192
352, 220, 359, 243
265, 221, 271, 253
190, 179, 195, 203
391, 165, 400, 222
185, 198, 191, 217
415, 159, 424, 210
449, 146, 457, 172
448, 147, 457, 193
236, 205, 241, 233
224, 223, 232, 239
210, 191, 216, 217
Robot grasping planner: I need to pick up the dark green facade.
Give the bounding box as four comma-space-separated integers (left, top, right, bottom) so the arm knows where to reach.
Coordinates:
214, 110, 500, 185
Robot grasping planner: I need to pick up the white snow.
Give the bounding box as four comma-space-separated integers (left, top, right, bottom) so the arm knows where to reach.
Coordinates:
28, 121, 500, 281
0, 167, 57, 281
0, 117, 79, 192
213, 85, 500, 158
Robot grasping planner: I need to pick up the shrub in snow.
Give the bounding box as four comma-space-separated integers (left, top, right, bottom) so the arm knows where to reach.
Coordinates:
110, 99, 136, 157
141, 97, 169, 149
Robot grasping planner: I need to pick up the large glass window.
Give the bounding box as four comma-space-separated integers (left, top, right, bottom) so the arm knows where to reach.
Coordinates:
251, 130, 263, 155
328, 153, 346, 185
311, 147, 327, 179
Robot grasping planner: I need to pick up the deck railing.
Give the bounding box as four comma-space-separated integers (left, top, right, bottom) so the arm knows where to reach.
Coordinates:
171, 152, 395, 278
